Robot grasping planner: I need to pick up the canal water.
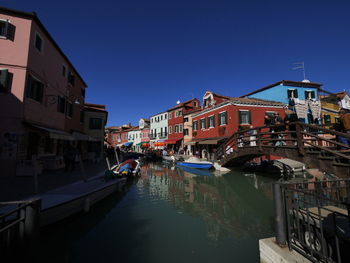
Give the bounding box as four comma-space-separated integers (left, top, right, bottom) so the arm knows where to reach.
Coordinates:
32, 162, 277, 263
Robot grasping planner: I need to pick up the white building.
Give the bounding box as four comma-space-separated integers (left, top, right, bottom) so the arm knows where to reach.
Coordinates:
149, 111, 168, 148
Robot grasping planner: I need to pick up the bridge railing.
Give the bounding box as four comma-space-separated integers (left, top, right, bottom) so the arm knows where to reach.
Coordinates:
216, 122, 350, 165
0, 199, 41, 256
274, 179, 350, 262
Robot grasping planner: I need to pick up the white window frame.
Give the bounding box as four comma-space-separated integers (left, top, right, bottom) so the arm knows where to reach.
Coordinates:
174, 125, 178, 133
219, 111, 227, 126
193, 120, 198, 131
200, 118, 206, 130
208, 115, 214, 128
0, 19, 9, 39
179, 124, 183, 133
169, 126, 172, 134
239, 110, 250, 125
169, 112, 172, 119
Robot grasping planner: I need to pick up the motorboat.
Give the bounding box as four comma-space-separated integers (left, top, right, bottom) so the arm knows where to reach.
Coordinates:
176, 157, 213, 169
162, 155, 176, 162
111, 159, 141, 177
176, 165, 214, 176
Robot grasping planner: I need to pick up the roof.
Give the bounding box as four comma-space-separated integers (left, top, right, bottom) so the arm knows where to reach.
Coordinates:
167, 98, 199, 111
241, 80, 322, 98
192, 97, 285, 117
84, 103, 106, 112
0, 6, 87, 87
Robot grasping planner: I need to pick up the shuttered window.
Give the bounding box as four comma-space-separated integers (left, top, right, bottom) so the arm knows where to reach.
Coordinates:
218, 112, 227, 125
239, 111, 251, 124
89, 118, 102, 129
287, 89, 298, 98
208, 115, 215, 128
193, 121, 198, 131
305, 90, 315, 99
0, 69, 9, 93
26, 75, 44, 103
0, 20, 9, 38
200, 118, 206, 129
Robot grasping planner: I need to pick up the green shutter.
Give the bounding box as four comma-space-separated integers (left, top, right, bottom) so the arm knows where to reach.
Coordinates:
212, 115, 215, 127
311, 91, 315, 99
223, 112, 227, 124
0, 69, 8, 92
304, 91, 308, 99
207, 117, 210, 128
287, 89, 292, 98
218, 113, 221, 125
294, 89, 298, 98
248, 111, 252, 124
238, 111, 242, 124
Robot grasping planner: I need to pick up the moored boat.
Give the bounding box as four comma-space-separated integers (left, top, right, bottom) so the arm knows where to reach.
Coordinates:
111, 159, 141, 177
176, 157, 213, 169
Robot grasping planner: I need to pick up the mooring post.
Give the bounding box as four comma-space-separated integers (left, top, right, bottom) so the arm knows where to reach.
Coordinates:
273, 183, 287, 246
346, 181, 350, 217
24, 198, 41, 240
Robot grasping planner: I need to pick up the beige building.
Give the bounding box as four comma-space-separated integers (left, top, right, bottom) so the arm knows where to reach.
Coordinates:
84, 103, 108, 161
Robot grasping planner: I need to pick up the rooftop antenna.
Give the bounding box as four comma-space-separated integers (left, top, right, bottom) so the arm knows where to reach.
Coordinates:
292, 62, 309, 82
176, 100, 180, 104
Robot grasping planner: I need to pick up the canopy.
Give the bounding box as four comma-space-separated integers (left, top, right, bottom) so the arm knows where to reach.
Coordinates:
183, 141, 196, 145
29, 124, 74, 141
198, 137, 227, 145
141, 143, 150, 148
124, 142, 133, 147
154, 142, 165, 147
164, 139, 181, 144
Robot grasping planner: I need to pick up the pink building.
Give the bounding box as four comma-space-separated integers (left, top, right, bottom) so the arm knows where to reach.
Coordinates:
0, 7, 87, 177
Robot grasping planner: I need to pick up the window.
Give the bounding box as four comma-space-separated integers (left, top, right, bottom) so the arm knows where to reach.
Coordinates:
193, 121, 198, 131
323, 114, 331, 124
184, 117, 189, 122
239, 110, 251, 125
161, 115, 163, 121
218, 112, 227, 125
178, 110, 182, 117
169, 126, 172, 134
193, 101, 198, 107
184, 129, 189, 136
0, 19, 8, 38
26, 75, 44, 103
204, 98, 210, 107
80, 110, 84, 123
305, 90, 315, 100
0, 69, 9, 93
200, 118, 206, 129
66, 102, 73, 118
169, 112, 172, 119
57, 97, 66, 113
208, 115, 215, 128
164, 127, 167, 134
62, 65, 67, 77
165, 114, 167, 119
35, 32, 43, 53
68, 71, 75, 86
287, 89, 298, 99
174, 125, 178, 133
179, 124, 183, 133
335, 117, 340, 124
81, 88, 85, 97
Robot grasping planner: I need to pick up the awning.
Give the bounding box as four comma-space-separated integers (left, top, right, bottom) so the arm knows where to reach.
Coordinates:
184, 141, 197, 145
154, 142, 165, 147
141, 143, 150, 147
116, 143, 124, 147
164, 139, 181, 144
136, 142, 142, 146
72, 131, 90, 141
29, 124, 74, 141
198, 137, 227, 145
124, 142, 133, 147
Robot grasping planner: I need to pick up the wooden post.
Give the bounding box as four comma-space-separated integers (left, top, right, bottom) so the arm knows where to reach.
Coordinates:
257, 128, 262, 152
105, 156, 111, 170
114, 147, 120, 165
295, 123, 305, 156
24, 198, 41, 241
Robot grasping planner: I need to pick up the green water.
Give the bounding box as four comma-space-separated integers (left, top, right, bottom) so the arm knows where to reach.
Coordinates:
31, 162, 277, 263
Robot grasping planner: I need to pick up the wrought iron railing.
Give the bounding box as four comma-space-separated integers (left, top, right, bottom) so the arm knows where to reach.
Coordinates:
273, 179, 350, 262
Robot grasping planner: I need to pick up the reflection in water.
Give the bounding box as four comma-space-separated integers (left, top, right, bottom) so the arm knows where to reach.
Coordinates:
27, 162, 277, 263
144, 163, 275, 242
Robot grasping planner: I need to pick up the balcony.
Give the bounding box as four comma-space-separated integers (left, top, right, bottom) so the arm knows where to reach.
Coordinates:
158, 132, 168, 139
149, 133, 157, 140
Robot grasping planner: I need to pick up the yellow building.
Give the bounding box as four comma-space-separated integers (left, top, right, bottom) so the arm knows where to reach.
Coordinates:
320, 91, 350, 125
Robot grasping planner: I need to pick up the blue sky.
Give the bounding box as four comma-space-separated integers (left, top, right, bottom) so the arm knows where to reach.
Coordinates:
3, 0, 350, 126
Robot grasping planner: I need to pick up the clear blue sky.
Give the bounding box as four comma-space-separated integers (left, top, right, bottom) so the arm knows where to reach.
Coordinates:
3, 0, 350, 126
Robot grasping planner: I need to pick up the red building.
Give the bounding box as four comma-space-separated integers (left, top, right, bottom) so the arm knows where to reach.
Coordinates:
191, 91, 286, 157
166, 98, 201, 149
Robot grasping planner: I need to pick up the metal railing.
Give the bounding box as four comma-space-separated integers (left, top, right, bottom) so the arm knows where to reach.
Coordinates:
0, 199, 41, 255
274, 179, 350, 262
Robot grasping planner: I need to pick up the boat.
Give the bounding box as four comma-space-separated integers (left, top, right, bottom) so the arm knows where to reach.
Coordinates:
111, 159, 141, 177
162, 155, 176, 162
176, 157, 213, 169
176, 165, 214, 176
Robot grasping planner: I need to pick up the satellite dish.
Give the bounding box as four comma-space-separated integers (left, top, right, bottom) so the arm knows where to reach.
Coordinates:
176, 100, 180, 104
302, 79, 310, 83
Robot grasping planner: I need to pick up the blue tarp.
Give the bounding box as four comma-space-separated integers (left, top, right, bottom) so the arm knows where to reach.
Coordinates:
124, 142, 133, 147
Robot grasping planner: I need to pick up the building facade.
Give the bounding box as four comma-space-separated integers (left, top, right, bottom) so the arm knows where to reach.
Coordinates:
242, 80, 321, 124
167, 98, 201, 149
149, 111, 168, 149
0, 7, 87, 176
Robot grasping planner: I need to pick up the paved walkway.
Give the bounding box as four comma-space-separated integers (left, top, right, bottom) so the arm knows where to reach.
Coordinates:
0, 160, 112, 201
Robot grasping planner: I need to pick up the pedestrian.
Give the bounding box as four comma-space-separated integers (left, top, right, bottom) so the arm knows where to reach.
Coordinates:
284, 109, 299, 145
247, 125, 257, 146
